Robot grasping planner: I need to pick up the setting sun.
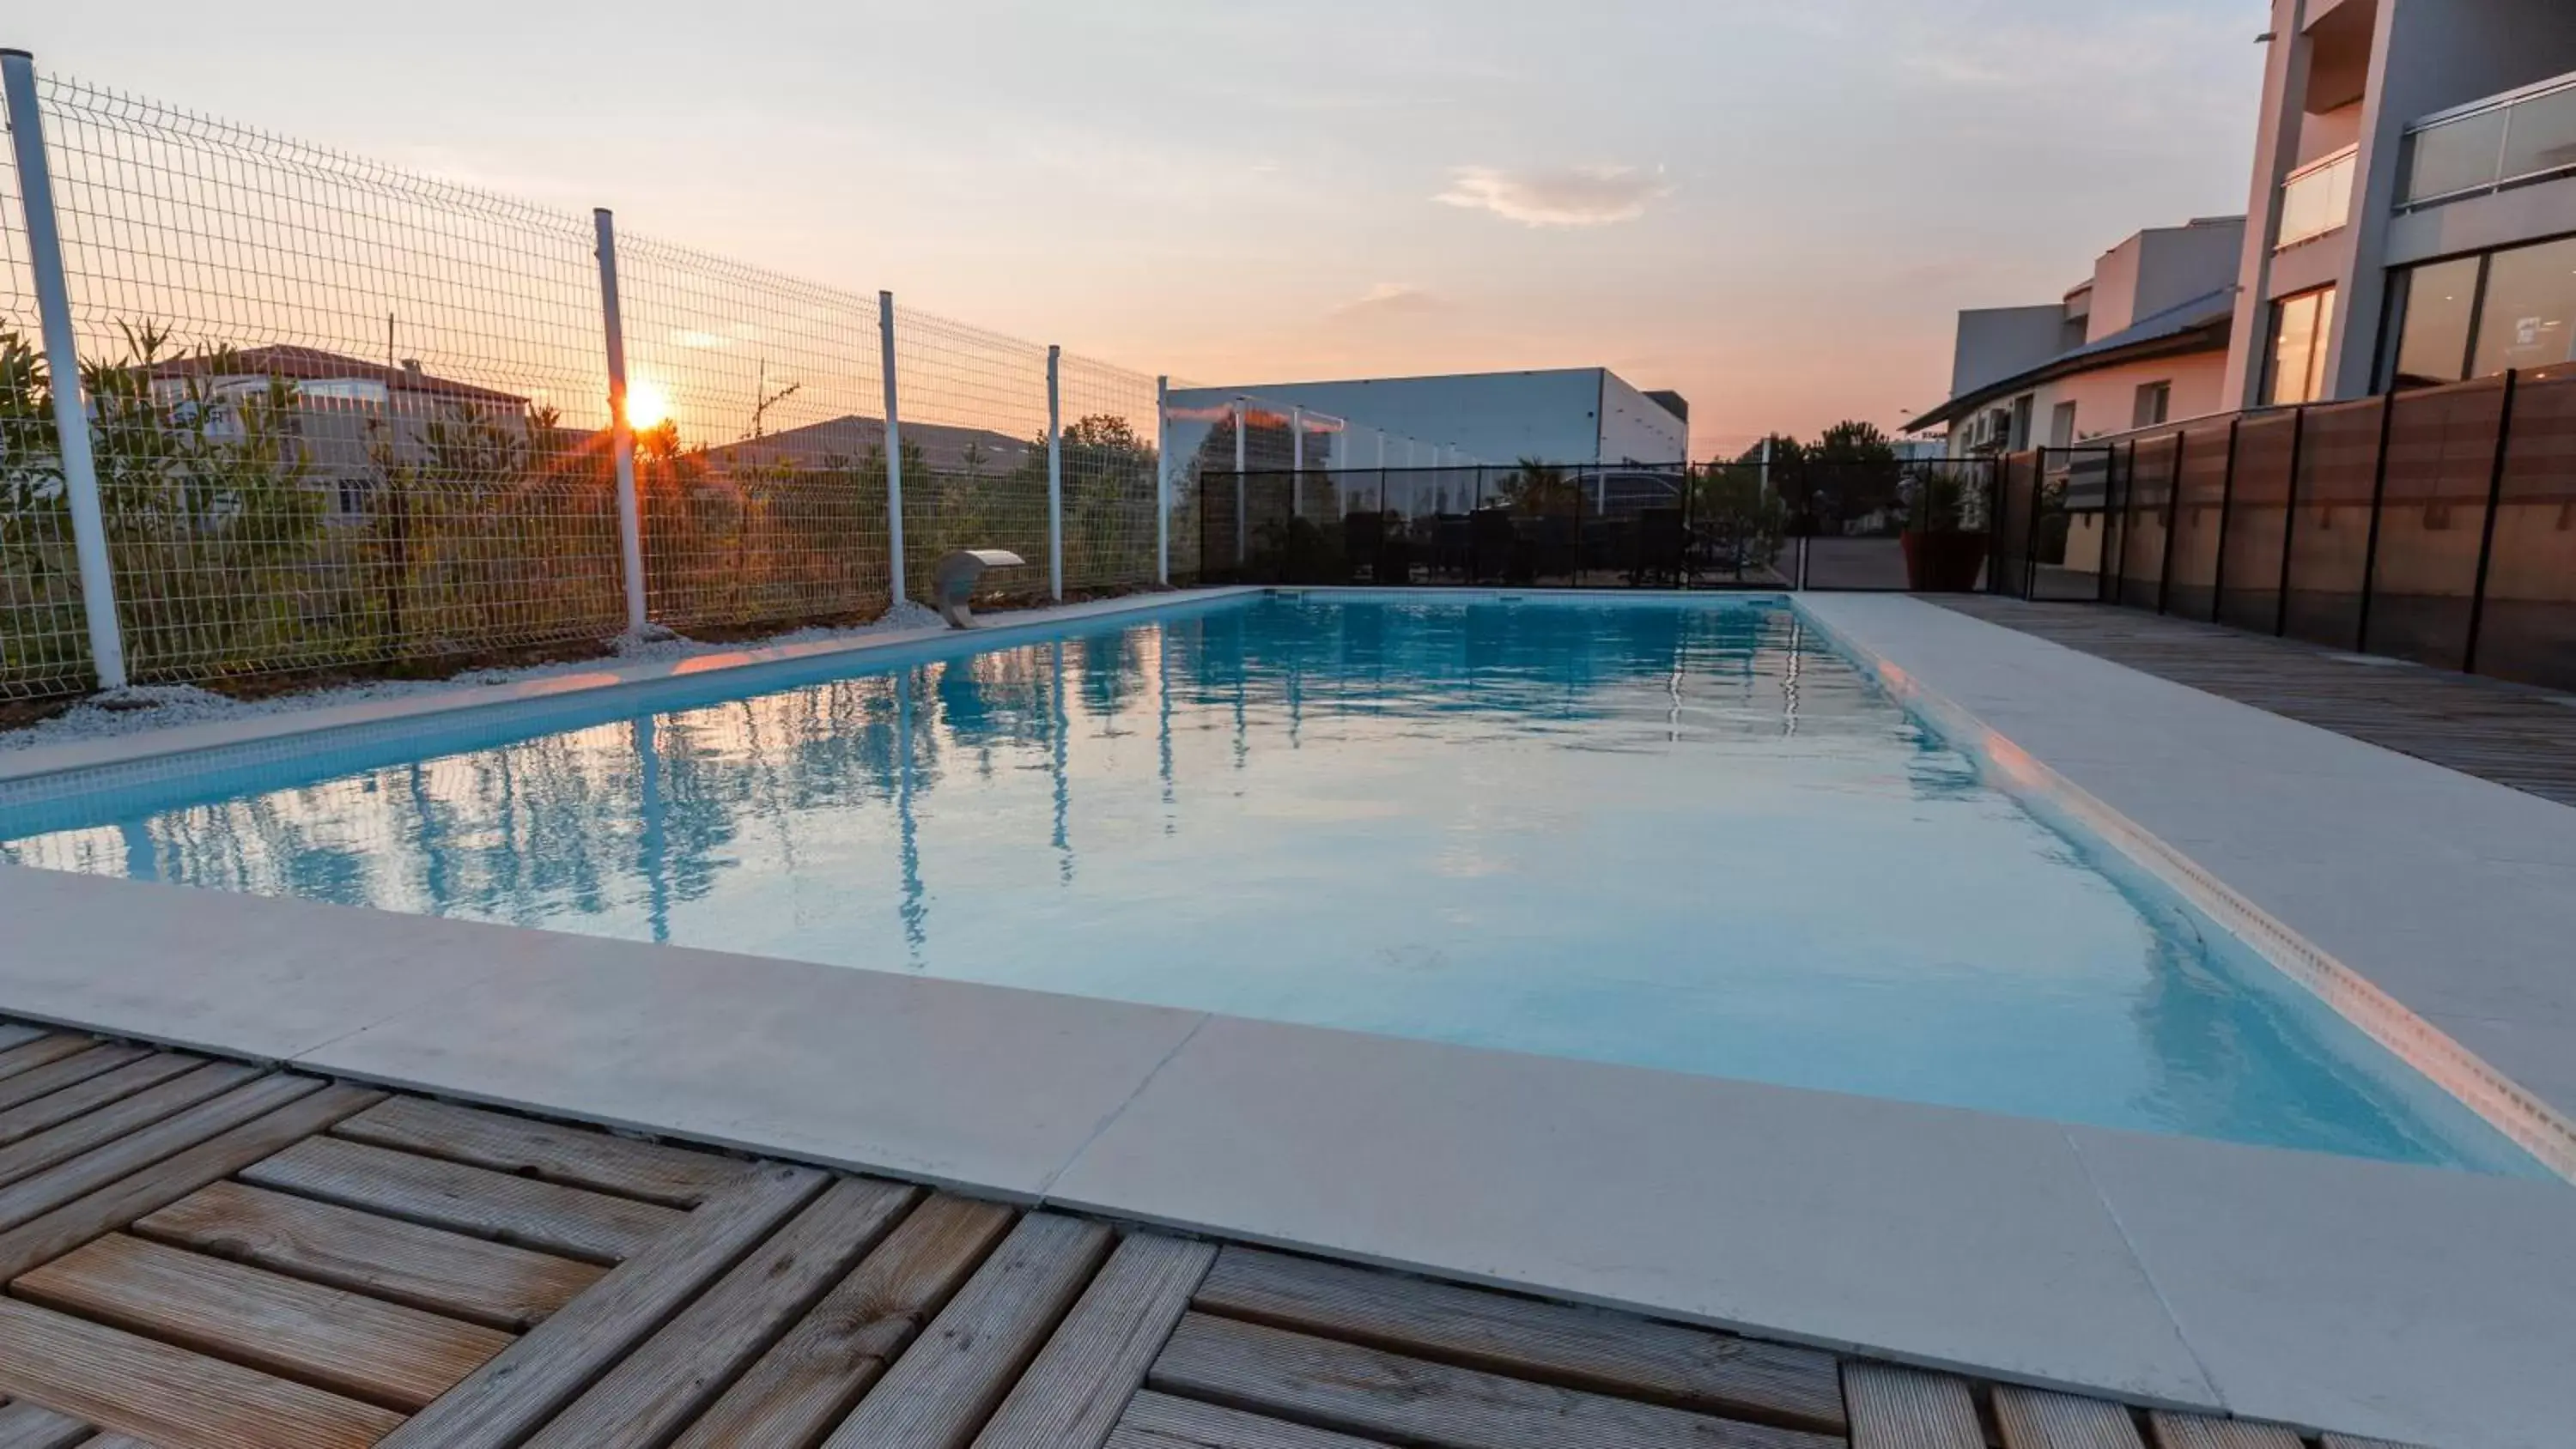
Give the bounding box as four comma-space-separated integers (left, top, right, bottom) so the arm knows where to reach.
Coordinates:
623, 378, 671, 432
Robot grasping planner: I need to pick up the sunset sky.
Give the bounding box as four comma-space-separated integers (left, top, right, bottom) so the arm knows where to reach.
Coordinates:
20, 1, 2265, 456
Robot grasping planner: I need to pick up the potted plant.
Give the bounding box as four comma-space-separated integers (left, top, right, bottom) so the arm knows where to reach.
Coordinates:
1899, 465, 1989, 591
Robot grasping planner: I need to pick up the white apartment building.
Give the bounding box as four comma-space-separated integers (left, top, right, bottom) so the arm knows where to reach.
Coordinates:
1905, 216, 2245, 451
2233, 0, 2576, 404
1168, 369, 1691, 472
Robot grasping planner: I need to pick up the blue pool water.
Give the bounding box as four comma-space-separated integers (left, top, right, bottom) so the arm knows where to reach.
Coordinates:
0, 595, 2542, 1174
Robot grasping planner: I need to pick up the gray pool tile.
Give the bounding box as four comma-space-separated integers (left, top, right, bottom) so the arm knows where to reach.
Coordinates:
2426, 1013, 2576, 1123
1043, 1014, 2219, 1410
2068, 1125, 2576, 1449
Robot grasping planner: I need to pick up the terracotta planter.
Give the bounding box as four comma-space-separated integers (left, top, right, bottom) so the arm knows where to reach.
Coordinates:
1900, 530, 1988, 592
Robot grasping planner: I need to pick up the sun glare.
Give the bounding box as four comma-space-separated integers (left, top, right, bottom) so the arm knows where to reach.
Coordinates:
624, 379, 671, 432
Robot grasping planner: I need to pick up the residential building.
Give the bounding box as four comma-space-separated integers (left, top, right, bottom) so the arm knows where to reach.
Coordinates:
2230, 0, 2576, 406
1905, 217, 2243, 455
1904, 218, 2245, 572
1167, 368, 1690, 471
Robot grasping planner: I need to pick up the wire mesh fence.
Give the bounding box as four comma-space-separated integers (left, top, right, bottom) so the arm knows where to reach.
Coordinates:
0, 61, 1170, 700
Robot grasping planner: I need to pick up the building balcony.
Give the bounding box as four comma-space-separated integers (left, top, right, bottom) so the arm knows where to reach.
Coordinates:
2400, 68, 2576, 209
2275, 146, 2356, 251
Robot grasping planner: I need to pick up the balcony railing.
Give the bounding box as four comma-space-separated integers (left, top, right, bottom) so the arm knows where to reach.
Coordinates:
2400, 69, 2576, 208
2275, 145, 2356, 250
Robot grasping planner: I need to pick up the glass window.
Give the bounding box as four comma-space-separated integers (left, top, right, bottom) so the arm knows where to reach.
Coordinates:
2130, 382, 2171, 428
2389, 256, 2482, 388
2048, 401, 2078, 448
2267, 288, 2336, 405
2471, 234, 2576, 379
2009, 394, 2035, 450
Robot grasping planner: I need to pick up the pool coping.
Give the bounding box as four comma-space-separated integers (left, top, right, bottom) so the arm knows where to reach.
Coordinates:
0, 586, 2571, 1449
0, 586, 1266, 790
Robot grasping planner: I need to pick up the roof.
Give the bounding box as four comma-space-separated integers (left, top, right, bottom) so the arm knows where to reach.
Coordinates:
144, 344, 528, 407
1905, 287, 2236, 433
700, 414, 1036, 474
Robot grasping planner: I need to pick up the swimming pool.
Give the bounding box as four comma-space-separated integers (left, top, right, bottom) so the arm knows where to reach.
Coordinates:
0, 593, 2542, 1176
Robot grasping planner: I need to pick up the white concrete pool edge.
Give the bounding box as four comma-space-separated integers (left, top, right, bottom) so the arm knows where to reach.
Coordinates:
1792, 594, 2576, 1184
0, 586, 1263, 787
0, 588, 2571, 1447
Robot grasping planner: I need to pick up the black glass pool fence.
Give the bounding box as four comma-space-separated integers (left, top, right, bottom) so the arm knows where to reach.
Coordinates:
2002, 368, 2576, 694
1183, 458, 2014, 593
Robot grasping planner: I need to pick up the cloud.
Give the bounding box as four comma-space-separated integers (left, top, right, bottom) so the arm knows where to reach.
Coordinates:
1333, 282, 1445, 318
1435, 165, 1672, 227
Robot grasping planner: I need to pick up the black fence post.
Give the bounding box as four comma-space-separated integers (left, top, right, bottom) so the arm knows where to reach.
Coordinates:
2464, 367, 2519, 675
2354, 387, 2399, 652
2208, 418, 2240, 622
2275, 406, 2306, 636
2024, 452, 2045, 598
2156, 428, 2187, 615
2112, 440, 2139, 606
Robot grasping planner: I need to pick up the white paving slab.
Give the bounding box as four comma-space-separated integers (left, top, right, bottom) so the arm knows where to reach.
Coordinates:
0, 865, 523, 1062
2069, 1125, 2576, 1449
1042, 1013, 2221, 1409
292, 931, 1211, 1198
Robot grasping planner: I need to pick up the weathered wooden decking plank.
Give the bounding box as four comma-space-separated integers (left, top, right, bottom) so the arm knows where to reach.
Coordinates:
376, 1161, 826, 1448
1194, 1245, 1847, 1434
0, 1297, 404, 1449
0, 1039, 101, 1086
15, 1233, 511, 1413
2318, 1435, 2430, 1449
135, 1179, 605, 1331
1108, 1391, 1393, 1449
240, 1135, 684, 1263
1993, 1385, 2144, 1449
0, 1082, 386, 1283
819, 1211, 1116, 1449
1151, 1313, 1838, 1449
974, 1234, 1219, 1449
0, 1074, 319, 1237
523, 1177, 917, 1448
1934, 597, 2576, 807
0, 1026, 50, 1054
0, 1401, 90, 1449
672, 1192, 1017, 1449
332, 1095, 745, 1207
0, 1064, 261, 1191
0, 1054, 210, 1150
1843, 1363, 1983, 1449
0, 1046, 151, 1116
2145, 1414, 2306, 1449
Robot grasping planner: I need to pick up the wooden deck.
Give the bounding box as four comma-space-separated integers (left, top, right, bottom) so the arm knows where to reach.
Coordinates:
1935, 597, 2576, 809
0, 1021, 2431, 1449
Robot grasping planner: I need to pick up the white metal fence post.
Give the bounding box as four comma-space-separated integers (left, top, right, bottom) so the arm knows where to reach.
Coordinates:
591, 208, 649, 636
1046, 344, 1063, 601
1154, 375, 1170, 585
879, 291, 908, 603
4, 50, 126, 691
